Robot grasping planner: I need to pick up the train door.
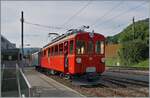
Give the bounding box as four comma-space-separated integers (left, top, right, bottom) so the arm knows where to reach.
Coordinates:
64, 41, 69, 72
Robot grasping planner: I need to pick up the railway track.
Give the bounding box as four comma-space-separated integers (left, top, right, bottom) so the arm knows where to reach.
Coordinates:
101, 75, 149, 87
39, 70, 149, 97
98, 75, 149, 96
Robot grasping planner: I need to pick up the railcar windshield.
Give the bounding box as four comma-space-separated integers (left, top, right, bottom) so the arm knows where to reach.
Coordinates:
87, 41, 94, 54
76, 40, 86, 54
95, 41, 104, 54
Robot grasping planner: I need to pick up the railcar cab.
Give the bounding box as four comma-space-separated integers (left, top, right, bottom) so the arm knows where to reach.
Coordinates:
69, 30, 105, 77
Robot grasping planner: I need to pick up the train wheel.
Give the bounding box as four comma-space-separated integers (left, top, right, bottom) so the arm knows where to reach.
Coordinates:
45, 69, 50, 75
51, 70, 56, 75
46, 70, 51, 75
59, 73, 64, 78
65, 74, 71, 80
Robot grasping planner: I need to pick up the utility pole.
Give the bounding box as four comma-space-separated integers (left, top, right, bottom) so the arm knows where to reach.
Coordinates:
132, 16, 135, 40
21, 11, 24, 59
21, 11, 24, 71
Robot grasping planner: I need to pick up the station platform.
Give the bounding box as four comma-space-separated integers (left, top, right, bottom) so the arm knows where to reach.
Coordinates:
24, 68, 84, 97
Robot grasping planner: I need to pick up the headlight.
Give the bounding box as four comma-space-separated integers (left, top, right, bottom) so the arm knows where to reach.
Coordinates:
101, 58, 105, 63
76, 57, 81, 63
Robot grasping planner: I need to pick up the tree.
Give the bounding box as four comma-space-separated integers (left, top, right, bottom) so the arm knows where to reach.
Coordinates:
118, 39, 149, 65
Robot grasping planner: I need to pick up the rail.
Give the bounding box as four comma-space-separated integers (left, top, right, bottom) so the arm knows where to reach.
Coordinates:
107, 66, 149, 70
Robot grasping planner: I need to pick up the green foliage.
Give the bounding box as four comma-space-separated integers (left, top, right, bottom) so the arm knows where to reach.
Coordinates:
106, 18, 149, 66
118, 40, 149, 65
132, 59, 149, 68
106, 18, 149, 45
119, 18, 149, 45
105, 57, 119, 66
106, 34, 120, 44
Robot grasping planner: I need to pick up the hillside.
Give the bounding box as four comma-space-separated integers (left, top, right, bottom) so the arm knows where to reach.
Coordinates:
105, 18, 149, 66
106, 18, 149, 45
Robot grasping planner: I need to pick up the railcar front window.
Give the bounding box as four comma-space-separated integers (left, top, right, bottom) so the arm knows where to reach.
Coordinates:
88, 41, 94, 54
101, 41, 104, 54
76, 40, 86, 54
95, 41, 104, 54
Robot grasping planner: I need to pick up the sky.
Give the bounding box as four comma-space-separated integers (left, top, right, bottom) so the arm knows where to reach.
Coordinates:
1, 0, 149, 48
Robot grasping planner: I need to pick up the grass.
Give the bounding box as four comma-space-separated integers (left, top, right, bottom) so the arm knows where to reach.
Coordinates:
132, 59, 149, 68
105, 58, 149, 69
105, 57, 119, 66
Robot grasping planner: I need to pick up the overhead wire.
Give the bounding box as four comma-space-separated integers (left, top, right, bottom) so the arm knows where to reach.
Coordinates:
24, 20, 66, 30
90, 1, 124, 27
93, 1, 147, 28
23, 1, 92, 33
62, 0, 92, 28
106, 22, 130, 36
23, 1, 147, 34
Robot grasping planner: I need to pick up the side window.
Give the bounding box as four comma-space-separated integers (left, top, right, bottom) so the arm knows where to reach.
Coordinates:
48, 48, 50, 57
51, 47, 54, 55
44, 50, 46, 56
87, 41, 93, 54
55, 45, 58, 55
59, 43, 63, 54
70, 40, 74, 54
64, 41, 68, 54
42, 51, 44, 56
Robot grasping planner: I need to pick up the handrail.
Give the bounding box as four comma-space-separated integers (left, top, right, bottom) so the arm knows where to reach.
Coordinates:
16, 64, 21, 97
19, 68, 31, 97
16, 63, 32, 97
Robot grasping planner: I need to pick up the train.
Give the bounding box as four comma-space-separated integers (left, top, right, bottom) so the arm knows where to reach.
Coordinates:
31, 29, 105, 80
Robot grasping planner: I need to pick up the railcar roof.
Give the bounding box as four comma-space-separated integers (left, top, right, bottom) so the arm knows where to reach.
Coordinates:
42, 31, 104, 50
43, 33, 76, 49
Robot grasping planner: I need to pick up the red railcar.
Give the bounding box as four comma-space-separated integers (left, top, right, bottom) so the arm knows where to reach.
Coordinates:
38, 30, 105, 79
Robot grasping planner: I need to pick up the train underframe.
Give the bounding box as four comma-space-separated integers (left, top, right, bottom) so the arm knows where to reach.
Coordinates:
35, 66, 101, 81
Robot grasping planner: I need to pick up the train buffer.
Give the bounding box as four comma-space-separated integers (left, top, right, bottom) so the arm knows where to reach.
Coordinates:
23, 67, 84, 97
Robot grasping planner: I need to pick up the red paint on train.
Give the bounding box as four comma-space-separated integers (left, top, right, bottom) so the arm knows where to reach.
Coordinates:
39, 31, 105, 76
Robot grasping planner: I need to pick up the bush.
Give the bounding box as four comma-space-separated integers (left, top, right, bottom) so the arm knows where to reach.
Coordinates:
118, 40, 149, 65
